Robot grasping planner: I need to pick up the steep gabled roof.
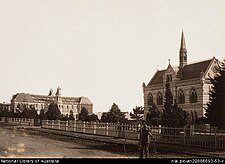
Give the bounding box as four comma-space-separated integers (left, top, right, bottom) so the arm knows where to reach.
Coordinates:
177, 58, 213, 80
13, 93, 34, 102
12, 93, 93, 105
147, 69, 166, 86
147, 58, 214, 86
80, 97, 93, 105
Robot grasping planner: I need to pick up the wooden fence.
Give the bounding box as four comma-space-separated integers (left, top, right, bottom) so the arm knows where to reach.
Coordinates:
41, 120, 140, 140
2, 117, 225, 150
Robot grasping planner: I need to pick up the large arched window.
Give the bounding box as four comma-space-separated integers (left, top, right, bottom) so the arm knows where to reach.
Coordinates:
190, 88, 197, 103
157, 92, 163, 105
147, 93, 153, 106
178, 89, 185, 104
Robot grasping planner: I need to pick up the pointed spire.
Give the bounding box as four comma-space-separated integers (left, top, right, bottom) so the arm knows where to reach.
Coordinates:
180, 30, 186, 51
179, 30, 187, 69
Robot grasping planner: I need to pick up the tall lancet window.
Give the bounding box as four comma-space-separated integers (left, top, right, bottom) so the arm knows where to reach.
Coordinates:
157, 92, 163, 105
190, 88, 197, 103
178, 89, 185, 104
147, 93, 153, 106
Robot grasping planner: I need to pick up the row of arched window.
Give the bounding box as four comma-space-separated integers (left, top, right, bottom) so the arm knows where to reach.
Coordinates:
147, 88, 198, 106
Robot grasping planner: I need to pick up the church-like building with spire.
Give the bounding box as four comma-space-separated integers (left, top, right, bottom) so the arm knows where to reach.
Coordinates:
10, 87, 93, 120
142, 31, 219, 119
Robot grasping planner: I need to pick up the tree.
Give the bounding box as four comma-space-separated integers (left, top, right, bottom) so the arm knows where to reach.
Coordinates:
100, 113, 108, 122
39, 108, 46, 125
146, 103, 161, 126
39, 109, 47, 120
29, 106, 38, 119
0, 105, 10, 117
205, 61, 225, 129
130, 106, 144, 121
171, 100, 189, 128
60, 114, 69, 121
21, 108, 30, 118
45, 102, 61, 120
79, 107, 89, 121
19, 105, 38, 119
68, 110, 75, 120
100, 103, 126, 123
162, 82, 189, 127
85, 114, 99, 122
162, 81, 174, 127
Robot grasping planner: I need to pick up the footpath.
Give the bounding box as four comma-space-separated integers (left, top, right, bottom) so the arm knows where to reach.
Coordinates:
2, 123, 225, 158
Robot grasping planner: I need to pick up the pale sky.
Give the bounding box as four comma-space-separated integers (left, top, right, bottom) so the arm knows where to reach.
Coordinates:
0, 0, 225, 113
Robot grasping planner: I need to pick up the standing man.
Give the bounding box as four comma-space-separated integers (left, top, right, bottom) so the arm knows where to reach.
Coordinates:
139, 120, 153, 159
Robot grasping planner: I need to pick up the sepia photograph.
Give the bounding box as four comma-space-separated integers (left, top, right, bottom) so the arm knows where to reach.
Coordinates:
0, 0, 225, 162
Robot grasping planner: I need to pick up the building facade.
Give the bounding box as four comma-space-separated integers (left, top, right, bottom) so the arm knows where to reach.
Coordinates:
142, 31, 219, 118
10, 87, 93, 120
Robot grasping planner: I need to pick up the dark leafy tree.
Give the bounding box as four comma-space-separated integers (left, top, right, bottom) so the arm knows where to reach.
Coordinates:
171, 100, 189, 128
189, 110, 199, 125
100, 103, 126, 123
39, 108, 46, 125
85, 114, 99, 122
146, 103, 161, 126
205, 61, 225, 129
0, 105, 10, 117
19, 105, 37, 119
130, 106, 144, 121
45, 102, 61, 120
21, 108, 30, 118
60, 114, 69, 121
162, 82, 189, 127
29, 106, 39, 119
68, 110, 75, 120
79, 107, 89, 121
100, 113, 108, 122
39, 109, 47, 120
162, 81, 173, 127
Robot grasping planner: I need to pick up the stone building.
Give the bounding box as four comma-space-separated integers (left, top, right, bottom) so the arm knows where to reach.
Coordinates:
142, 31, 219, 118
10, 87, 93, 120
0, 102, 11, 112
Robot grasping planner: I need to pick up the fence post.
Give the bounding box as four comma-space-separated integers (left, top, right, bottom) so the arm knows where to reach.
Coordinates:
183, 126, 186, 144
137, 123, 141, 140
66, 121, 68, 131
215, 127, 218, 150
58, 120, 60, 130
46, 120, 48, 128
158, 125, 161, 134
83, 121, 86, 133
51, 120, 53, 129
106, 122, 109, 136
93, 122, 96, 135
73, 121, 76, 132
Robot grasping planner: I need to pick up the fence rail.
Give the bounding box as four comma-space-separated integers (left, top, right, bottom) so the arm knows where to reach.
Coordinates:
2, 117, 225, 150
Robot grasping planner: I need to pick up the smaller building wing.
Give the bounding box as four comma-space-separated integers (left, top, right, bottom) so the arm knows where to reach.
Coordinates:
80, 97, 93, 105
13, 93, 34, 102
147, 70, 166, 86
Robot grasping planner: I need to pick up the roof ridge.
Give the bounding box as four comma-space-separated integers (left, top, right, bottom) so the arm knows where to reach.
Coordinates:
185, 57, 214, 66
